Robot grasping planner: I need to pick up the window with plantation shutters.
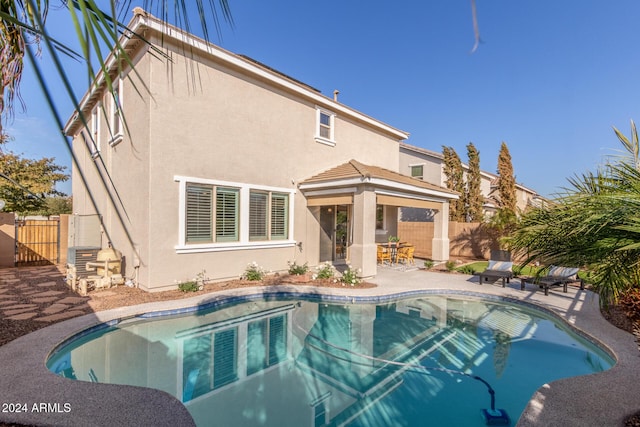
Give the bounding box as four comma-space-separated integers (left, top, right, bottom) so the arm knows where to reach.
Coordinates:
216, 188, 239, 241
271, 194, 288, 240
178, 177, 293, 250
185, 184, 238, 243
186, 184, 213, 243
249, 192, 268, 240
250, 191, 289, 241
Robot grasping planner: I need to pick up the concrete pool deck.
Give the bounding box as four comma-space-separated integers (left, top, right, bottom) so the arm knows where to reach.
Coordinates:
0, 267, 637, 426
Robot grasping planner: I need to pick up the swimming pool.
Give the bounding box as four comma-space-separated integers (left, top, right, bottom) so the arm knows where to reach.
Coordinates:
47, 293, 613, 426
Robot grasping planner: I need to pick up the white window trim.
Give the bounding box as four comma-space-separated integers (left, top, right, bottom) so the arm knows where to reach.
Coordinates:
409, 163, 425, 180
314, 107, 336, 146
109, 78, 124, 146
175, 175, 296, 253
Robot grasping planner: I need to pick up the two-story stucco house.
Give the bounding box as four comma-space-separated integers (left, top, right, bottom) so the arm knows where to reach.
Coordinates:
64, 9, 458, 291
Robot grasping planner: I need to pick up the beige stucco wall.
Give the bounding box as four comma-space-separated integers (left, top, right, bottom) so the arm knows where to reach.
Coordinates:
71, 47, 153, 286
398, 147, 443, 185
71, 33, 404, 290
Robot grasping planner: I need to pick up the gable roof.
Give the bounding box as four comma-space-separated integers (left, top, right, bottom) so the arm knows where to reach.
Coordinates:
65, 9, 409, 141
300, 160, 458, 200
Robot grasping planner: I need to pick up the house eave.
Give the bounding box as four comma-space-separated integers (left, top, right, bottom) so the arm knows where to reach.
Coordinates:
64, 10, 409, 141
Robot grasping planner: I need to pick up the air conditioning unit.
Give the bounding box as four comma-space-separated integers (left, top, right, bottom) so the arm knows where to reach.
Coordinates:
66, 246, 100, 290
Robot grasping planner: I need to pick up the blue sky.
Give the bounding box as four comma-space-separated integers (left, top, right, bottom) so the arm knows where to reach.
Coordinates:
6, 1, 640, 197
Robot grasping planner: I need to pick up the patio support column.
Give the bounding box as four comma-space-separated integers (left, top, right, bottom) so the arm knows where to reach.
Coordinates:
432, 202, 450, 261
351, 186, 377, 278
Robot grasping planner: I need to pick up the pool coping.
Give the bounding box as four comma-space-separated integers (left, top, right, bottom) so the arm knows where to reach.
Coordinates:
0, 269, 638, 426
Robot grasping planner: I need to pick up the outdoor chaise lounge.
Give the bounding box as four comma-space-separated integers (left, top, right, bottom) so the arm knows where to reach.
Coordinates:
476, 250, 513, 288
520, 266, 585, 296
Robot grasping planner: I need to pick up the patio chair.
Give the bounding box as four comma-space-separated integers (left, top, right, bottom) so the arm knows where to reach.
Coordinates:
520, 266, 584, 296
377, 245, 392, 265
397, 245, 415, 265
476, 250, 513, 288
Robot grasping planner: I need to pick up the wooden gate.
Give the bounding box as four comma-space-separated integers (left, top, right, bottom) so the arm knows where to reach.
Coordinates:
15, 219, 60, 266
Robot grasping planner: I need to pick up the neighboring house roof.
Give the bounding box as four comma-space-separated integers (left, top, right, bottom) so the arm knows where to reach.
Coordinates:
300, 160, 459, 200
64, 8, 409, 141
399, 142, 443, 160
400, 142, 542, 197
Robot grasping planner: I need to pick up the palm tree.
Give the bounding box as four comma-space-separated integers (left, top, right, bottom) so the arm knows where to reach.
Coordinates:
507, 121, 640, 306
0, 0, 233, 138
1, 1, 232, 257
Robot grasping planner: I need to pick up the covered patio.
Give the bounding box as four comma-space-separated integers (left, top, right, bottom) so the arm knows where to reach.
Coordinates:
299, 160, 459, 277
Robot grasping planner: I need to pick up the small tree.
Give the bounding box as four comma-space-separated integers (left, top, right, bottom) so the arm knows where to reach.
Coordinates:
497, 141, 516, 214
442, 146, 465, 221
466, 142, 483, 221
0, 151, 68, 215
33, 196, 73, 216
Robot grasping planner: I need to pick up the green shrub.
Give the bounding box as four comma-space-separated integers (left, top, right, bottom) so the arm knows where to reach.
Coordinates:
424, 260, 434, 269
243, 262, 266, 281
456, 265, 476, 275
341, 266, 361, 286
315, 262, 335, 279
445, 261, 456, 272
288, 261, 309, 275
178, 281, 199, 292
512, 265, 522, 277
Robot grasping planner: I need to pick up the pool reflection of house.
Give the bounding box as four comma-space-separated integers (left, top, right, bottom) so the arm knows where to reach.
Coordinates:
57, 297, 517, 426
64, 9, 458, 291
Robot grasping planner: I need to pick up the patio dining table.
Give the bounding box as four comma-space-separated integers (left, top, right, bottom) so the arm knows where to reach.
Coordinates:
378, 243, 412, 264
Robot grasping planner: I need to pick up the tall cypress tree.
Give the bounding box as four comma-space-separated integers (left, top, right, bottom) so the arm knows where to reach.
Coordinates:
466, 142, 483, 221
497, 141, 517, 214
442, 146, 465, 221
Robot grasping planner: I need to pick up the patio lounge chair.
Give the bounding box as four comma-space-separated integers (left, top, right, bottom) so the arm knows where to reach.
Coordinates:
477, 250, 513, 288
520, 265, 584, 296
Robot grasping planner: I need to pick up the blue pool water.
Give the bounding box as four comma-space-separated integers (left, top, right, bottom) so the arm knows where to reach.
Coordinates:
47, 294, 613, 426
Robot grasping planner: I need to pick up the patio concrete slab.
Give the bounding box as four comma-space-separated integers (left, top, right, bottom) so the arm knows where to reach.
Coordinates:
0, 267, 637, 427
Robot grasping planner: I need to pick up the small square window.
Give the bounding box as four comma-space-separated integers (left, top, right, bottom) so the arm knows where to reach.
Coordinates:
410, 165, 424, 180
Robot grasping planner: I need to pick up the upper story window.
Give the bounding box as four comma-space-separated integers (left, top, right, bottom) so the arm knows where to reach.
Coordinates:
109, 78, 124, 146
90, 104, 101, 158
410, 165, 424, 180
315, 108, 335, 146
